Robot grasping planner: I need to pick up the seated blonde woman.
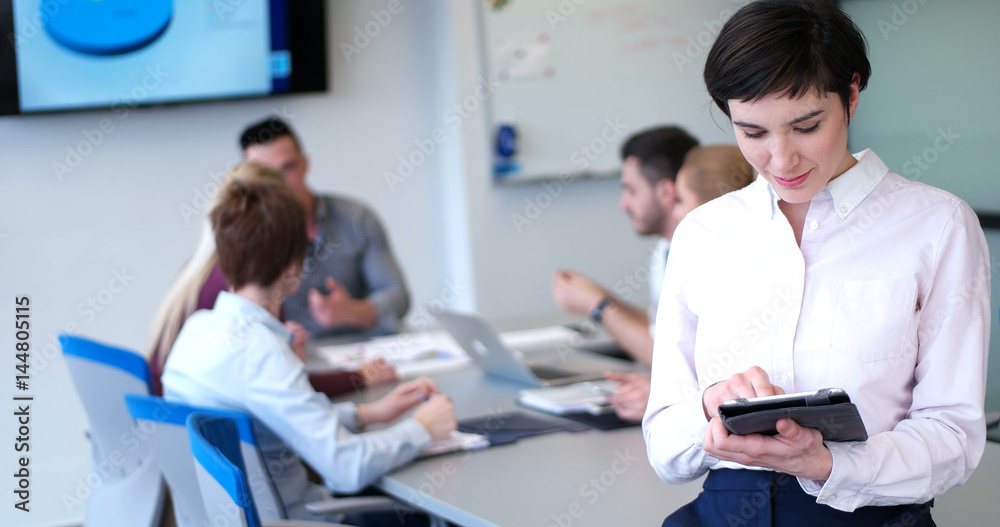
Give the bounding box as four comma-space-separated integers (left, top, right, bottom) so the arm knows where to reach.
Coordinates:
146, 162, 396, 396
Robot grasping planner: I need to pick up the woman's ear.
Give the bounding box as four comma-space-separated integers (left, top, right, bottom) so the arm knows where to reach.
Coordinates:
656, 178, 676, 209
847, 71, 861, 122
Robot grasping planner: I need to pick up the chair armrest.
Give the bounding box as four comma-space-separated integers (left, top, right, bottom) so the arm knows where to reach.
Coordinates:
304, 496, 413, 516
262, 521, 353, 527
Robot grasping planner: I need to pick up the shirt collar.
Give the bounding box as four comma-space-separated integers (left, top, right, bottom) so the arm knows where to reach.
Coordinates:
754, 176, 781, 221
213, 291, 291, 342
826, 149, 887, 219
755, 149, 887, 220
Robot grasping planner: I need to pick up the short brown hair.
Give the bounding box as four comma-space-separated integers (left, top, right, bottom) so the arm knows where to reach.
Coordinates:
211, 178, 308, 290
704, 0, 870, 118
681, 144, 756, 205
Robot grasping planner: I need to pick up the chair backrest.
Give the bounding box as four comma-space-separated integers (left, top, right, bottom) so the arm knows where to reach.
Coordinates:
60, 334, 168, 527
188, 413, 261, 527
124, 394, 286, 526
60, 334, 154, 477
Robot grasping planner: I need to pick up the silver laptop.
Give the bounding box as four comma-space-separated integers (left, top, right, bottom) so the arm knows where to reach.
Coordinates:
435, 309, 605, 387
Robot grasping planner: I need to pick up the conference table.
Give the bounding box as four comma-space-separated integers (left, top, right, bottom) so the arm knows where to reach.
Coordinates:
322, 322, 1000, 527
324, 334, 703, 527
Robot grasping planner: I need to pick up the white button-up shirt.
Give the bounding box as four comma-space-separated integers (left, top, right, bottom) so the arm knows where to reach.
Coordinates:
164, 292, 430, 517
643, 149, 990, 512
648, 237, 671, 336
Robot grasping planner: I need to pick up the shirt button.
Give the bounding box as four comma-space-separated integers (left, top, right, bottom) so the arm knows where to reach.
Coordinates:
780, 374, 790, 384
840, 205, 848, 214
809, 221, 819, 230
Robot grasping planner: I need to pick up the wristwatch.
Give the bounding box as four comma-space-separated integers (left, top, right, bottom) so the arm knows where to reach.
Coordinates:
589, 297, 615, 324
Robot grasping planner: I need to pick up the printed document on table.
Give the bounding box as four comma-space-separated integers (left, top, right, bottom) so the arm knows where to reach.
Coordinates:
420, 430, 490, 457
316, 330, 471, 378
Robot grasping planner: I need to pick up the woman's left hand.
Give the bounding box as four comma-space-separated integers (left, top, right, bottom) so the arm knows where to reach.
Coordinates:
358, 377, 438, 426
702, 417, 832, 481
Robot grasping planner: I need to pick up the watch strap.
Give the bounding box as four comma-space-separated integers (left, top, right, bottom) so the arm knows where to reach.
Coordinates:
589, 297, 614, 324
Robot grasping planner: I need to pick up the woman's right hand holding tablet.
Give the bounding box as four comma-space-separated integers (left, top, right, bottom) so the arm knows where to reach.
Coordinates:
699, 366, 831, 480
701, 366, 785, 421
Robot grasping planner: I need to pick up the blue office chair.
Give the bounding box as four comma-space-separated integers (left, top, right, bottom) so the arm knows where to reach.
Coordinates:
187, 413, 351, 527
125, 394, 286, 526
126, 394, 405, 525
59, 334, 165, 527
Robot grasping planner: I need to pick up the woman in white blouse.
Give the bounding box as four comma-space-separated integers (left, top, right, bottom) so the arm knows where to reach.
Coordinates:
642, 1, 991, 525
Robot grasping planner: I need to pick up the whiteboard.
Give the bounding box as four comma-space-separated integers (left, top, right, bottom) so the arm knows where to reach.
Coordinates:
477, 0, 740, 182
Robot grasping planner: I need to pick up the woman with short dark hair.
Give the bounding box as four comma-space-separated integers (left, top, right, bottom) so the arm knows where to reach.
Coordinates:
643, 1, 990, 525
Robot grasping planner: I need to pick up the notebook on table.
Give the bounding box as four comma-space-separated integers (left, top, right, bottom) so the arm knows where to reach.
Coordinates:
457, 410, 588, 446
517, 380, 638, 430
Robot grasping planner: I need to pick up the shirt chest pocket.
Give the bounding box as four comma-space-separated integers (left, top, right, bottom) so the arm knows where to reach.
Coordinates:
830, 280, 917, 362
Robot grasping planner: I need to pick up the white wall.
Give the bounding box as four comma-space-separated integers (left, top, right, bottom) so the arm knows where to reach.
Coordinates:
0, 2, 660, 525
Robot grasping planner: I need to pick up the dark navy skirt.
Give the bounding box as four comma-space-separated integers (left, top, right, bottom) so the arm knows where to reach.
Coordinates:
663, 469, 935, 527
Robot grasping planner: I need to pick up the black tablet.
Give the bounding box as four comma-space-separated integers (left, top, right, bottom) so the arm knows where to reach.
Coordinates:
717, 388, 867, 442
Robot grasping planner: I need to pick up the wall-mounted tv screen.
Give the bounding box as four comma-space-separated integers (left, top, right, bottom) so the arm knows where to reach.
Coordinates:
0, 0, 327, 116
